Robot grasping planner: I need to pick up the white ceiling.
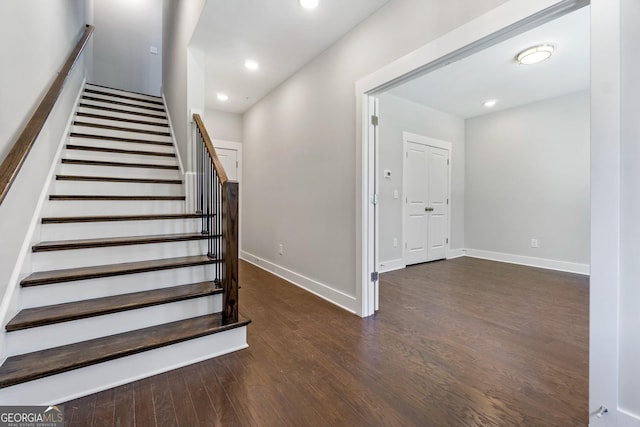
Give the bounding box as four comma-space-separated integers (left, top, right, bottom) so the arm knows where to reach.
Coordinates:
387, 6, 590, 119
190, 0, 389, 114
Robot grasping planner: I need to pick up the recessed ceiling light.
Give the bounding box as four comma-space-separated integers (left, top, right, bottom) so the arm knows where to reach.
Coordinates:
245, 59, 259, 71
483, 99, 498, 108
217, 93, 229, 102
516, 44, 554, 65
299, 0, 319, 9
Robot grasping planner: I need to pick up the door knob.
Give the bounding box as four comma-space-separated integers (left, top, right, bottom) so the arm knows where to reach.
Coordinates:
425, 207, 434, 212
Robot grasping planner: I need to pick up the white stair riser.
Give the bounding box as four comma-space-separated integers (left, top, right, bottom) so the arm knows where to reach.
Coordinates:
53, 180, 184, 197
63, 148, 178, 166
74, 116, 170, 133
40, 218, 202, 241
32, 240, 210, 271
21, 264, 218, 306
79, 99, 166, 118
42, 200, 185, 216
83, 91, 164, 110
85, 84, 163, 103
58, 162, 181, 179
71, 125, 172, 143
68, 136, 174, 154
0, 327, 247, 405
77, 106, 168, 125
6, 295, 223, 356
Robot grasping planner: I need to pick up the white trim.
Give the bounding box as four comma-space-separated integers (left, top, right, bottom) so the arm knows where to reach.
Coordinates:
401, 132, 453, 266
379, 258, 405, 273
211, 139, 243, 253
447, 248, 466, 259
464, 248, 590, 275
241, 251, 358, 314
162, 94, 185, 175
618, 408, 640, 427
356, 0, 586, 321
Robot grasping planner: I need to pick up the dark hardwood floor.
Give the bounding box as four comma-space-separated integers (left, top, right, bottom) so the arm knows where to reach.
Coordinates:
63, 257, 589, 426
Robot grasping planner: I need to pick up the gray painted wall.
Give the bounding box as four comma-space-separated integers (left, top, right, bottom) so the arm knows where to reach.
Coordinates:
0, 0, 88, 321
465, 91, 590, 264
93, 0, 163, 96
378, 93, 465, 266
162, 0, 206, 172
204, 109, 243, 143
242, 0, 508, 299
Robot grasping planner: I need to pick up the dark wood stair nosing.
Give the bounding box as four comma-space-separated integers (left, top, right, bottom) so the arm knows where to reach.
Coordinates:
69, 132, 172, 147
42, 213, 209, 224
55, 175, 182, 185
81, 96, 165, 112
76, 112, 169, 127
86, 83, 163, 101
20, 255, 220, 287
78, 104, 167, 120
84, 88, 164, 105
65, 144, 176, 158
0, 313, 250, 389
73, 121, 171, 137
49, 195, 185, 201
61, 158, 179, 170
32, 233, 220, 252
6, 281, 223, 332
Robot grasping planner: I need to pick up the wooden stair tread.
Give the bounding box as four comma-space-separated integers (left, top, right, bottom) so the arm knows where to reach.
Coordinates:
6, 282, 222, 331
66, 144, 176, 158
49, 195, 185, 201
61, 158, 179, 170
78, 103, 166, 120
70, 132, 172, 146
55, 175, 182, 184
76, 112, 169, 127
82, 96, 165, 112
0, 313, 250, 388
33, 233, 219, 252
84, 88, 164, 105
21, 255, 219, 287
73, 121, 171, 137
42, 213, 207, 224
86, 83, 163, 101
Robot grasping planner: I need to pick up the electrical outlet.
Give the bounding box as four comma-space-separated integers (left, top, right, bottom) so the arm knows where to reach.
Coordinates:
149, 46, 159, 55
279, 244, 284, 255
393, 238, 398, 248
531, 239, 539, 248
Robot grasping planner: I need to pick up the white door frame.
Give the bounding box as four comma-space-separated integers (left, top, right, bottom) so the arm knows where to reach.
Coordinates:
212, 139, 243, 254
402, 132, 452, 265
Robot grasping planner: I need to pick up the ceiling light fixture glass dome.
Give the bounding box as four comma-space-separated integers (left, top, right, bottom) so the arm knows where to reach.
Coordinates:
299, 0, 319, 9
516, 44, 554, 65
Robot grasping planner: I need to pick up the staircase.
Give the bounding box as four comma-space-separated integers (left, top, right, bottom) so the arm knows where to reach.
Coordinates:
0, 83, 249, 405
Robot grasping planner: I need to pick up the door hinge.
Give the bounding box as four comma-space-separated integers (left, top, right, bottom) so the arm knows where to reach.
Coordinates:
371, 271, 379, 282
371, 194, 379, 205
446, 238, 449, 244
447, 159, 450, 165
447, 198, 449, 205
236, 161, 239, 168
371, 115, 379, 126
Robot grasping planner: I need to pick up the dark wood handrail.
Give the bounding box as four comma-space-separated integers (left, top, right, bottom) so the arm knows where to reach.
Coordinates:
0, 25, 95, 205
193, 113, 239, 324
193, 114, 229, 184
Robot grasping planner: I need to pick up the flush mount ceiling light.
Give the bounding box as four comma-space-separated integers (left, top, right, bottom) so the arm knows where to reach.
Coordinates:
299, 0, 319, 9
516, 44, 554, 65
483, 99, 498, 108
217, 93, 229, 102
244, 59, 259, 71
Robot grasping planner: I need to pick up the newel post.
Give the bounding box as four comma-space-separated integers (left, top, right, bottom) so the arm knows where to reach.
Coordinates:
222, 181, 239, 324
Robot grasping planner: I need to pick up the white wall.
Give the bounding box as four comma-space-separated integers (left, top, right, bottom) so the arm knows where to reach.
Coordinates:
204, 109, 243, 143
465, 91, 590, 267
378, 93, 465, 266
162, 0, 206, 170
92, 0, 162, 96
242, 0, 508, 308
619, 0, 640, 418
0, 0, 88, 348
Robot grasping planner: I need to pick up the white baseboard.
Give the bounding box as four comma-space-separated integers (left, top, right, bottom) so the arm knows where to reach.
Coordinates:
464, 248, 590, 275
379, 259, 405, 273
618, 408, 640, 427
447, 248, 466, 259
240, 251, 358, 314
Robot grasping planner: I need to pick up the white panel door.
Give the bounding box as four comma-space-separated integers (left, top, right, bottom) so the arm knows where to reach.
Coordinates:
215, 148, 238, 181
404, 138, 450, 265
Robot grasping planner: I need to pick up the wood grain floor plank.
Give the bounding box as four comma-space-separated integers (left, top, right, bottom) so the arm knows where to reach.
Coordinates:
112, 383, 134, 427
